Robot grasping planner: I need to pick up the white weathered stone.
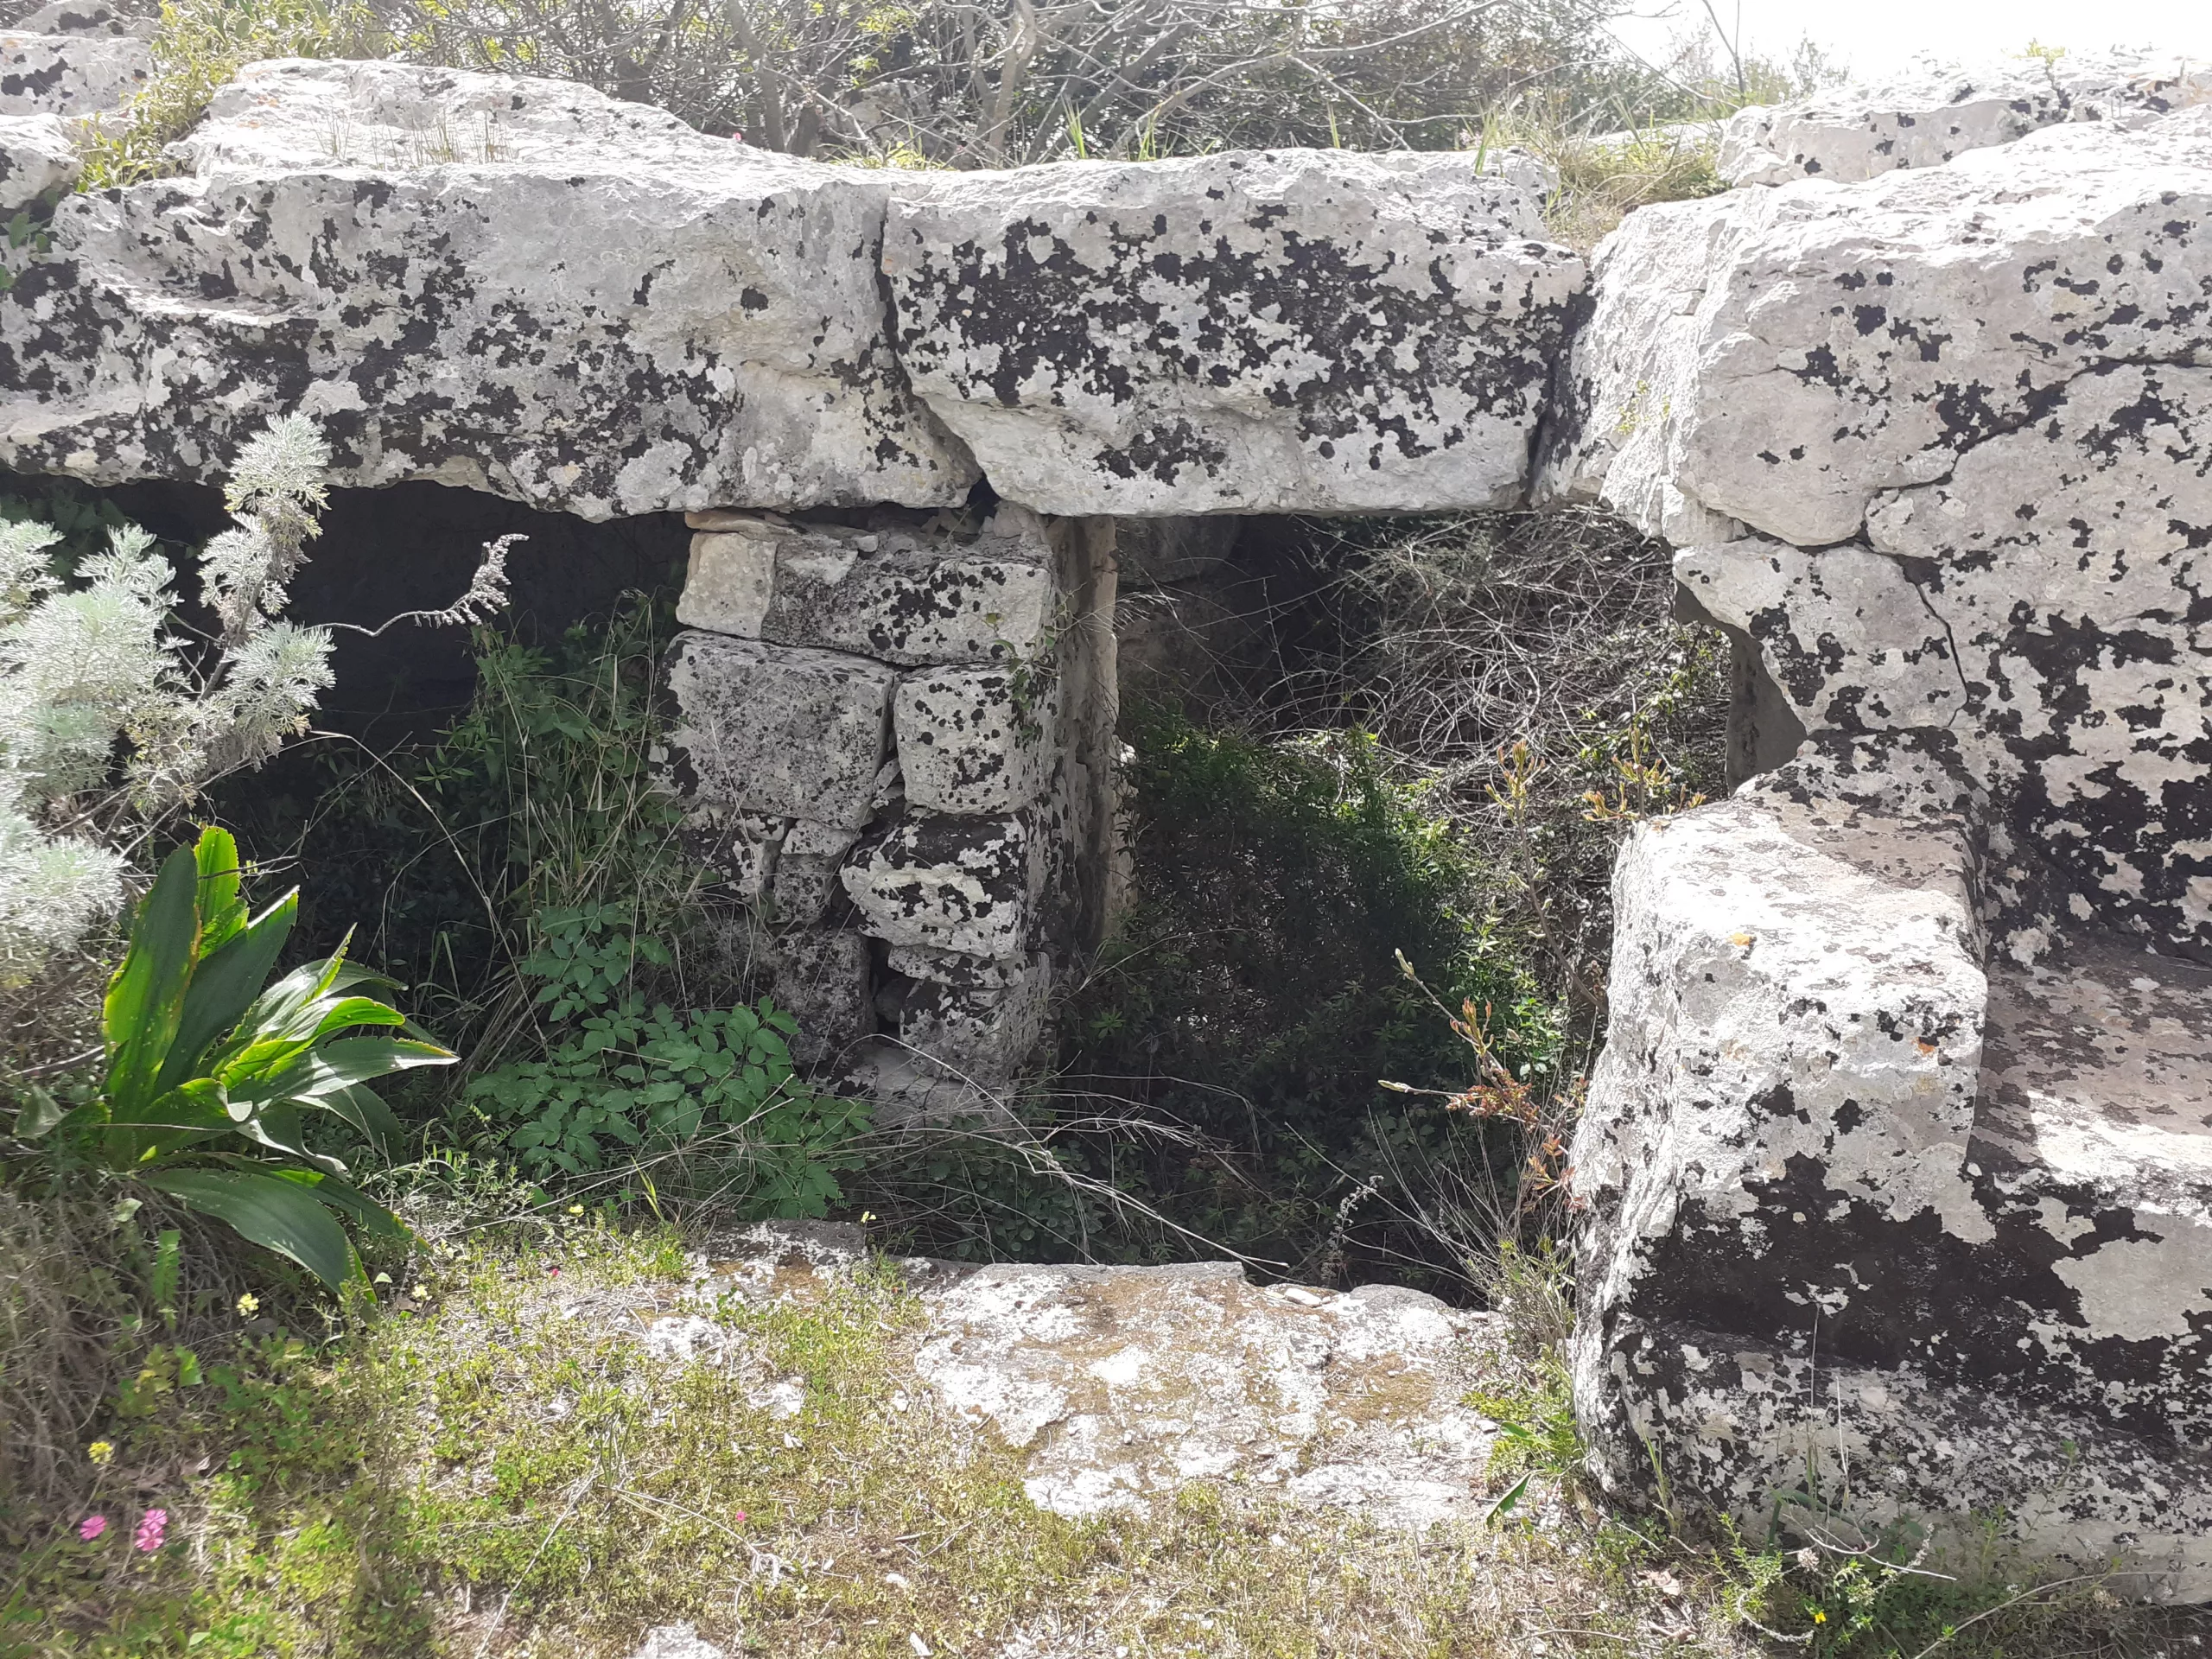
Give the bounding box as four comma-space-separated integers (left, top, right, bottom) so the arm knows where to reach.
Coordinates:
13, 3, 157, 38
0, 28, 149, 115
885, 149, 1583, 515
1541, 106, 2212, 549
842, 810, 1040, 958
913, 1262, 1501, 1527
0, 110, 74, 212
0, 58, 976, 517
627, 1624, 728, 1659
770, 819, 861, 926
894, 664, 1052, 816
1573, 772, 2212, 1599
1720, 48, 2212, 187
677, 506, 1058, 667
667, 633, 895, 832
1676, 362, 2212, 959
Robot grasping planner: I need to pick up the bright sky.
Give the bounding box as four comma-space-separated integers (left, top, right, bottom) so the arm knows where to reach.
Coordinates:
1605, 0, 2212, 82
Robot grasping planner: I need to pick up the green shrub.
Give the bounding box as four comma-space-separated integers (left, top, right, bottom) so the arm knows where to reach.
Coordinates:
1048, 703, 1554, 1280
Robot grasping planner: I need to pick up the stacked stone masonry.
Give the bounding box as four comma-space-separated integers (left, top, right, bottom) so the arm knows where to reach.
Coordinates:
4, 41, 2209, 1595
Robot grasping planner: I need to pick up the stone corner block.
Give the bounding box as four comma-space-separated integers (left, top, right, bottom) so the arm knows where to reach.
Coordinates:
841, 810, 1039, 958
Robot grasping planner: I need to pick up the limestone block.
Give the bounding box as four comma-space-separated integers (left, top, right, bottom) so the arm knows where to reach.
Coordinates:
13, 3, 157, 38
883, 945, 1051, 1081
1720, 49, 2212, 186
0, 111, 74, 212
755, 926, 874, 1070
1675, 363, 2212, 960
0, 58, 976, 517
842, 810, 1039, 958
1540, 106, 2212, 548
893, 665, 1052, 816
771, 820, 860, 926
0, 29, 149, 115
884, 149, 1584, 515
666, 633, 894, 832
1571, 778, 2212, 1598
678, 506, 1057, 667
680, 803, 784, 900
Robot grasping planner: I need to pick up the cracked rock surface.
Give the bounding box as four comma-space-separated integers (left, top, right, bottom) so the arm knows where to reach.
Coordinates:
0, 58, 977, 518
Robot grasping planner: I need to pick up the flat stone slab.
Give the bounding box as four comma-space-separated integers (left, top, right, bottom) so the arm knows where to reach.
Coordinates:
0, 58, 976, 518
884, 149, 1583, 515
653, 1225, 1505, 1529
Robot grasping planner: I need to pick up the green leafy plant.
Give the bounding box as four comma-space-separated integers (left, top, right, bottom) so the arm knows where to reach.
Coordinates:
466, 904, 868, 1211
19, 827, 453, 1287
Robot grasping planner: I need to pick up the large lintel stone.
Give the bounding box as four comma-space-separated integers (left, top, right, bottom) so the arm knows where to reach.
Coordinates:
0, 58, 977, 518
884, 150, 1583, 515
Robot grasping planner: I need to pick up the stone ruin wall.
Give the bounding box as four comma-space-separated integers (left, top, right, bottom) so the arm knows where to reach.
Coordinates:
4, 30, 2210, 1597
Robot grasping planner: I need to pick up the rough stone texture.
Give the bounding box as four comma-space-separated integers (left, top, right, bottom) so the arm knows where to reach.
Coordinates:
0, 27, 149, 115
542, 1221, 1510, 1537
666, 633, 895, 832
842, 810, 1040, 959
1566, 98, 2212, 1596
1572, 779, 2212, 1598
1672, 357, 2212, 963
12, 3, 156, 38
0, 109, 73, 211
894, 665, 1053, 816
880, 945, 1052, 1081
1540, 106, 2212, 550
678, 506, 1057, 667
914, 1262, 1501, 1523
0, 58, 976, 517
1720, 50, 2212, 187
885, 149, 1583, 515
626, 1625, 728, 1659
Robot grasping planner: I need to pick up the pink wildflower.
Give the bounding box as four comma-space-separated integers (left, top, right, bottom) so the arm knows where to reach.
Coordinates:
133, 1509, 167, 1553
78, 1515, 107, 1541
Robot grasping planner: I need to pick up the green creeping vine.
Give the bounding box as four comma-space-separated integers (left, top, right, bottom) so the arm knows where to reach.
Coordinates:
17, 826, 452, 1287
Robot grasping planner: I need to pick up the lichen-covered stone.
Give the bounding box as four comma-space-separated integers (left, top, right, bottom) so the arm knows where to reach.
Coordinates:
1675, 359, 2212, 962
0, 58, 976, 517
894, 664, 1052, 816
1573, 776, 2212, 1598
1541, 106, 2212, 549
677, 506, 1057, 667
881, 944, 1050, 1081
1720, 49, 2212, 187
842, 810, 1039, 958
884, 149, 1583, 515
0, 111, 74, 212
666, 633, 894, 832
0, 28, 149, 115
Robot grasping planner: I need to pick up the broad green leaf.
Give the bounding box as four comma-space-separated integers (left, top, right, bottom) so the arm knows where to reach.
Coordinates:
155, 891, 298, 1098
103, 842, 203, 1124
322, 1084, 403, 1154
284, 1169, 410, 1242
193, 826, 247, 954
141, 1167, 359, 1289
